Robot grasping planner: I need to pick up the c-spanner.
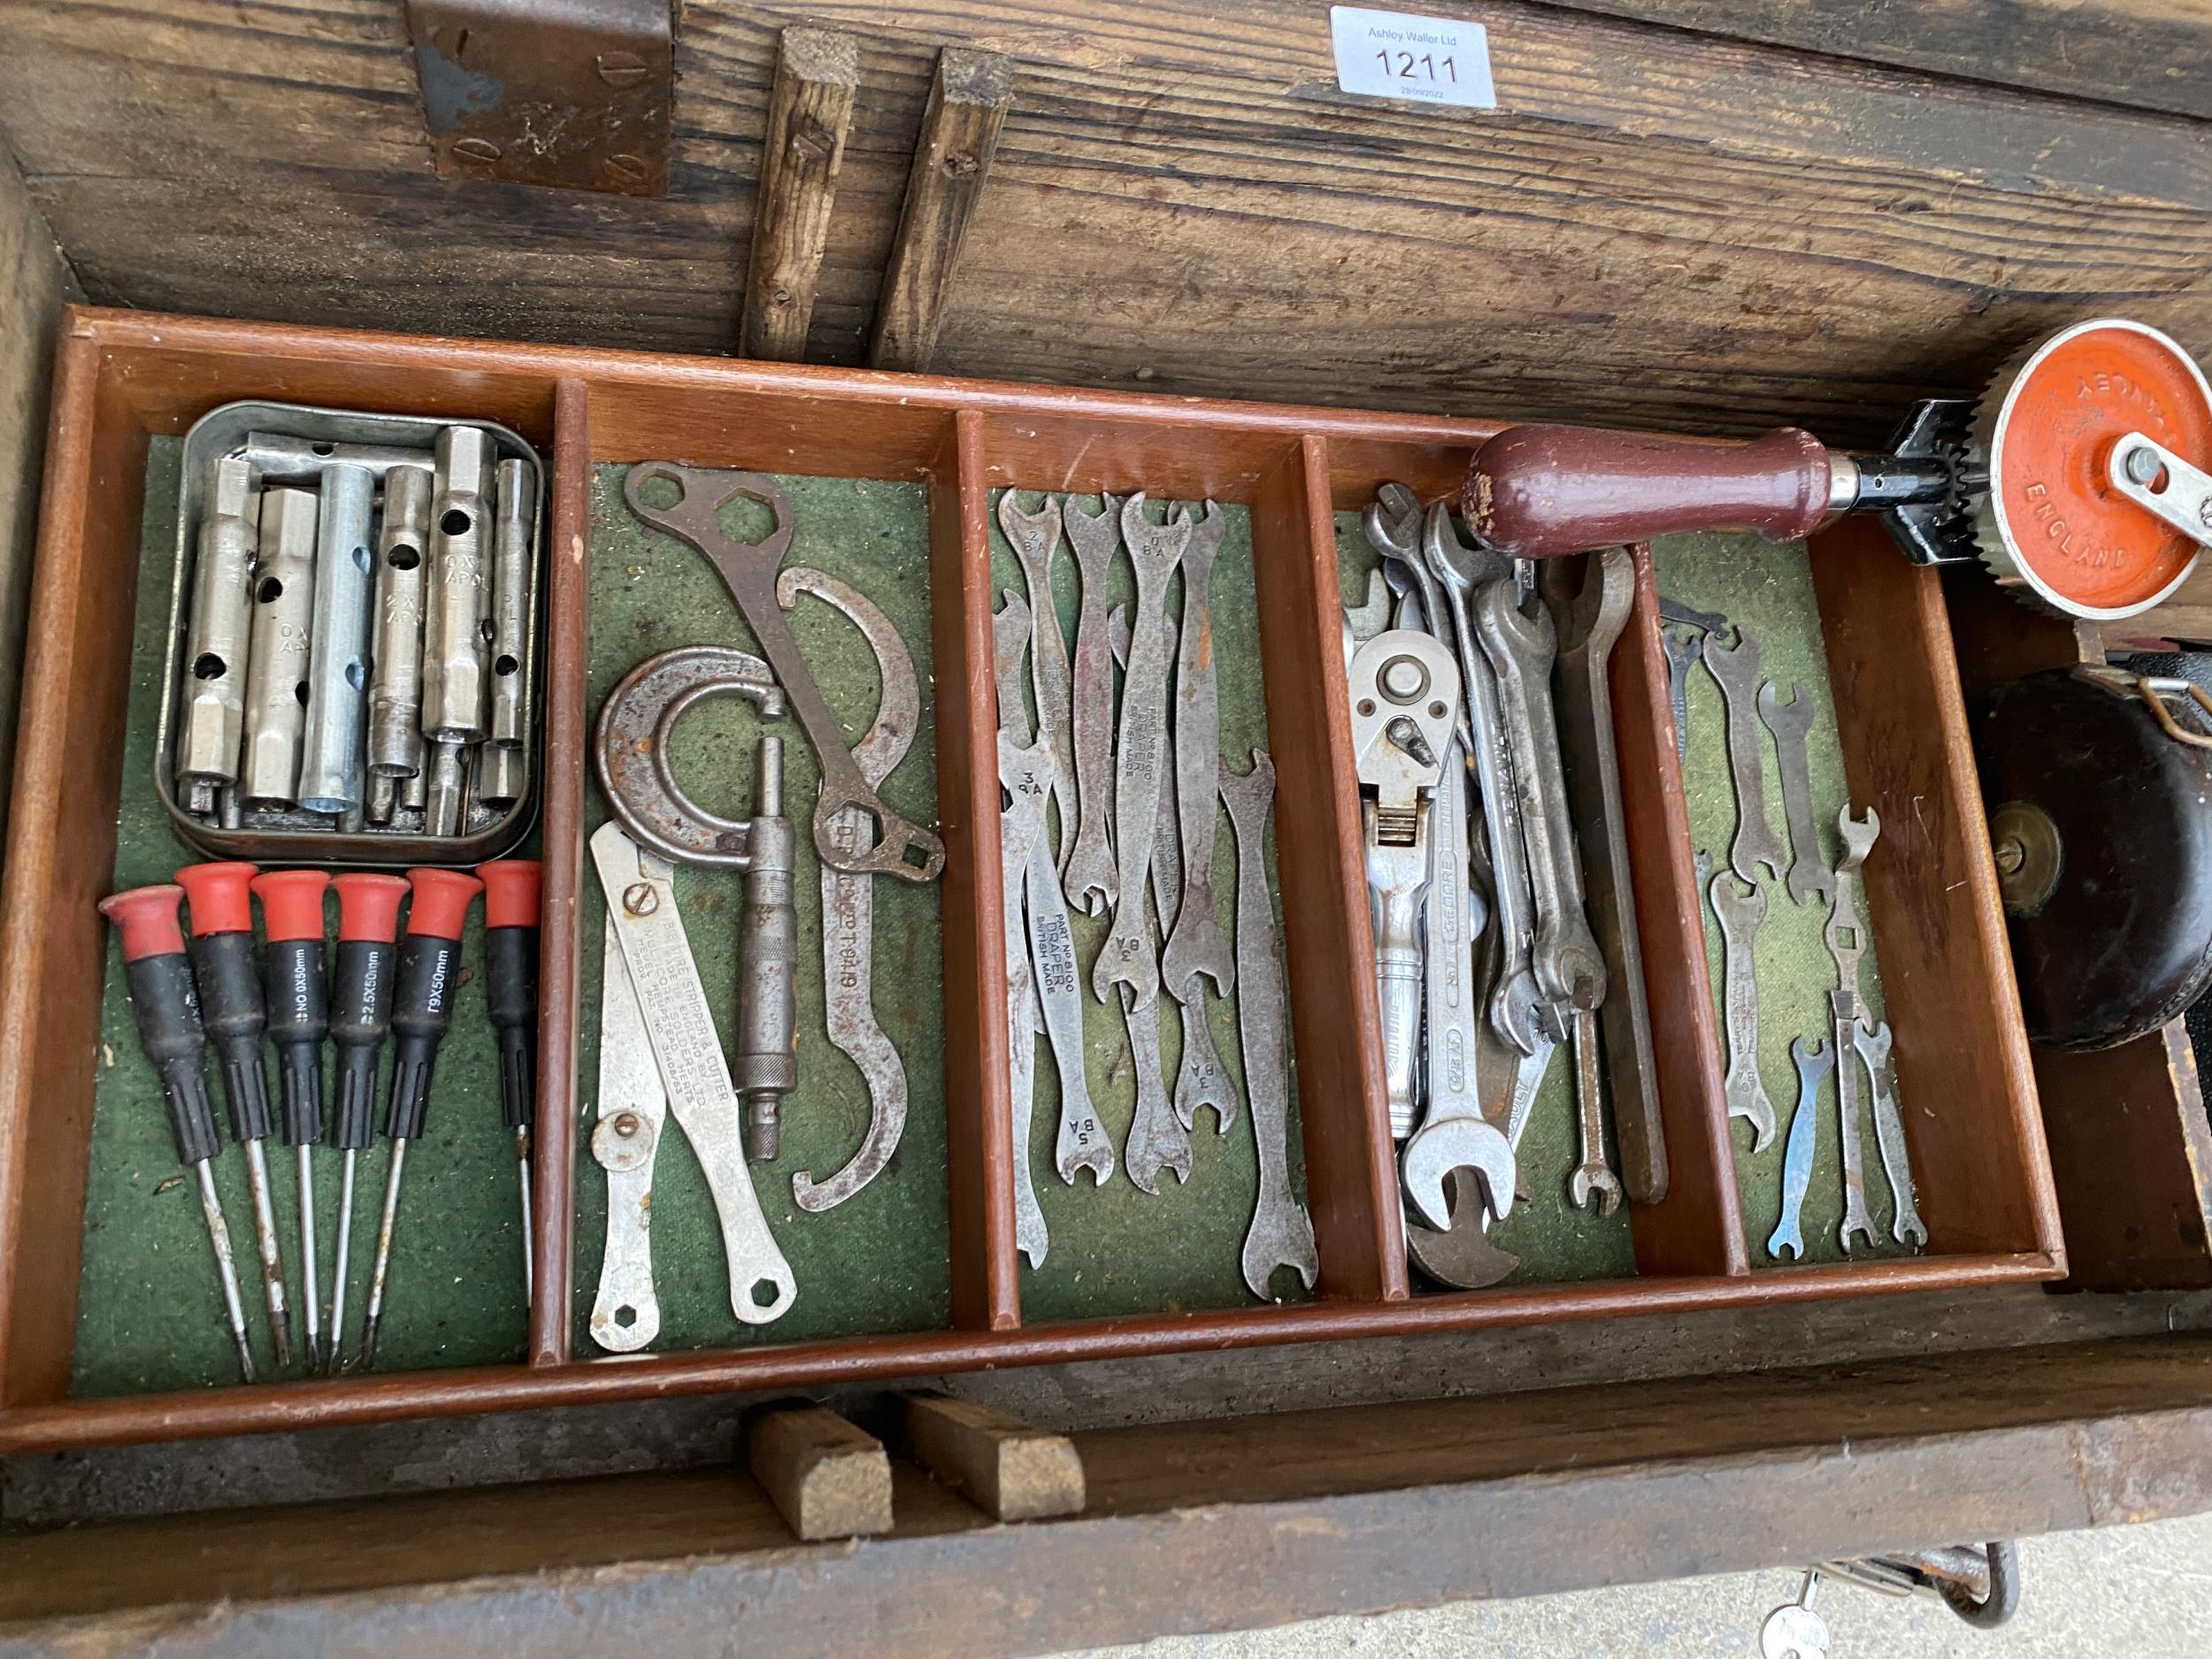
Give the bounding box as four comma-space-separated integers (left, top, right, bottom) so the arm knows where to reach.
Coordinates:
778, 567, 916, 1213
1058, 495, 1121, 914
1825, 805, 1882, 1253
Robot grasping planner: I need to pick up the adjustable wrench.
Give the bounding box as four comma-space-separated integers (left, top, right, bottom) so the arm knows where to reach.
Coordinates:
1094, 495, 1188, 1005
1413, 502, 1548, 1054
1220, 751, 1320, 1298
1856, 1017, 1927, 1247
622, 464, 944, 881
1161, 502, 1236, 1006
1703, 628, 1789, 888
778, 568, 917, 1212
590, 822, 797, 1325
992, 593, 1050, 1263
1111, 606, 1238, 1133
1824, 806, 1882, 1253
1059, 495, 1122, 915
1709, 865, 1779, 1152
1767, 1033, 1833, 1263
1758, 681, 1834, 907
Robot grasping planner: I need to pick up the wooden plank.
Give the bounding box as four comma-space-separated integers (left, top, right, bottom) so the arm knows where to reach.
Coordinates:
747, 1402, 895, 1540
1542, 0, 2212, 123
867, 47, 1014, 373
4, 4, 2210, 437
0, 144, 80, 849
1810, 518, 2063, 1261
7, 1336, 2212, 1645
741, 27, 861, 363
901, 1392, 1085, 1521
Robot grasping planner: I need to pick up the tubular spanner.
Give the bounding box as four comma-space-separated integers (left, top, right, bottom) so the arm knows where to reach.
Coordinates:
622, 464, 944, 881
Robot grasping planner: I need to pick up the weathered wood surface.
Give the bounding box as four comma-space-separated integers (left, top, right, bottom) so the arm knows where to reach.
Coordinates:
747, 1402, 895, 1540
0, 4, 2207, 440
741, 27, 861, 362
901, 1392, 1084, 1521
0, 145, 78, 850
8, 1334, 2212, 1650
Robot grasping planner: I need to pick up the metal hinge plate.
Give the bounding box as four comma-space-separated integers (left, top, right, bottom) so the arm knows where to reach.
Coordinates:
406, 0, 672, 196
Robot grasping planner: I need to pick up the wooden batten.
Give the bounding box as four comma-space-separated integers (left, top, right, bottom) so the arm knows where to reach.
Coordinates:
741, 28, 862, 365
867, 48, 1015, 373
901, 1392, 1085, 1522
749, 1401, 895, 1540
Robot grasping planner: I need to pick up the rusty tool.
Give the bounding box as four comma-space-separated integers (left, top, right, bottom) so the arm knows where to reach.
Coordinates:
1758, 681, 1834, 908
1461, 319, 2212, 622
1709, 864, 1778, 1153
622, 465, 945, 881
1856, 1017, 1926, 1247
1546, 548, 1666, 1205
1056, 495, 1121, 915
992, 592, 1052, 1265
1160, 500, 1236, 1006
1703, 627, 1789, 889
1824, 806, 1882, 1254
997, 494, 1079, 879
177, 456, 262, 817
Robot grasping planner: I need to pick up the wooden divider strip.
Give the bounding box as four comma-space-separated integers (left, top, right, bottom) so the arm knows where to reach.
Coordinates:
0, 334, 150, 1407
1809, 518, 2062, 1263
528, 377, 592, 1367
935, 409, 1020, 1330
1252, 436, 1404, 1302
1613, 545, 1745, 1277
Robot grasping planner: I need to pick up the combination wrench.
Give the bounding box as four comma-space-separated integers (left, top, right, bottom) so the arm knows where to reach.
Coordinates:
1160, 502, 1237, 1009
622, 464, 944, 881
1709, 863, 1779, 1152
1702, 627, 1789, 888
995, 492, 1079, 870
777, 568, 917, 1213
1824, 806, 1882, 1253
1758, 682, 1835, 907
1856, 1018, 1927, 1247
590, 822, 797, 1326
1767, 1033, 1833, 1263
1220, 751, 1320, 1298
991, 592, 1051, 1263
1059, 495, 1123, 914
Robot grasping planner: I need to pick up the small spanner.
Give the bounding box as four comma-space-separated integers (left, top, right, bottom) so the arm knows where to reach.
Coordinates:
622, 465, 943, 881
589, 911, 666, 1352
1161, 502, 1236, 1008
997, 493, 1078, 856
1709, 865, 1779, 1152
1566, 1007, 1622, 1215
992, 593, 1049, 1263
779, 567, 916, 1213
1220, 751, 1320, 1299
1767, 1033, 1833, 1263
1824, 805, 1882, 1253
1058, 495, 1122, 914
1856, 1017, 1927, 1247
1758, 681, 1834, 908
1662, 625, 1703, 764
1701, 627, 1789, 888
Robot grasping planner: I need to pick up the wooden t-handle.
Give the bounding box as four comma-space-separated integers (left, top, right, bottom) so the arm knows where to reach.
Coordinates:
1461, 424, 1838, 557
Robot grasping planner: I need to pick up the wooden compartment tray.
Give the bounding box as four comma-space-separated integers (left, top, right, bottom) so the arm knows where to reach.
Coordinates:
0, 308, 2064, 1454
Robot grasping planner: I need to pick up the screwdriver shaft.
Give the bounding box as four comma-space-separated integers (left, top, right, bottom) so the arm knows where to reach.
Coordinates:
195, 1159, 257, 1384
296, 1143, 321, 1372
358, 1138, 409, 1371
516, 1126, 534, 1302
240, 1139, 291, 1367
328, 1148, 357, 1371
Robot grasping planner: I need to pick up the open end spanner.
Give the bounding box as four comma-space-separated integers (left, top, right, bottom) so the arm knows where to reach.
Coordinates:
1059, 495, 1123, 915
1757, 682, 1835, 908
1415, 503, 1548, 1054
1161, 501, 1237, 1006
589, 911, 666, 1351
1551, 547, 1666, 1205
992, 594, 1050, 1264
1856, 1018, 1927, 1247
1119, 896, 1192, 1194
996, 495, 1078, 865
1220, 751, 1319, 1298
777, 567, 916, 1213
1112, 605, 1238, 1134
1709, 866, 1779, 1152
1701, 628, 1789, 888
590, 822, 797, 1325
1825, 805, 1882, 1254
1767, 1033, 1833, 1263
1094, 495, 1188, 1006
1405, 999, 1556, 1287
1566, 1007, 1623, 1215
1662, 625, 1703, 764
622, 463, 944, 882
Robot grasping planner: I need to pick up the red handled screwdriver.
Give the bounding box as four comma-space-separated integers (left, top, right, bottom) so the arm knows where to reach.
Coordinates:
357, 866, 482, 1370
479, 859, 541, 1304
326, 872, 407, 1371
175, 863, 293, 1368
98, 885, 257, 1383
250, 868, 330, 1371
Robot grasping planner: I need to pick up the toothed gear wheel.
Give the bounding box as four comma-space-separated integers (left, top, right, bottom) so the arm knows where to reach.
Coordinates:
1971, 318, 2212, 619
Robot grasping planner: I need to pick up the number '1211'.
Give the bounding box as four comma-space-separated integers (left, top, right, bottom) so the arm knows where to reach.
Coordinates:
1376, 50, 1457, 81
